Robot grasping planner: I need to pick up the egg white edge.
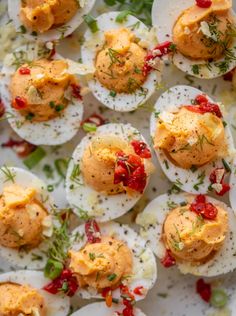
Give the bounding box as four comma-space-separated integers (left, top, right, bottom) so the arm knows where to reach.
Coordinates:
151, 0, 236, 78
150, 85, 235, 194
8, 0, 96, 42
136, 192, 236, 277
0, 43, 84, 146
0, 270, 70, 316
0, 166, 56, 270
81, 11, 161, 112
69, 221, 157, 301
65, 123, 153, 222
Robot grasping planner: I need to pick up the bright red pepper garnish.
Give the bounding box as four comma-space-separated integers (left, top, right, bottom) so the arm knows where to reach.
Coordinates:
196, 279, 212, 303
81, 113, 106, 127
114, 152, 147, 194
143, 41, 173, 76
161, 250, 176, 268
43, 269, 78, 297
209, 168, 230, 196
1, 138, 36, 157
133, 286, 144, 296
0, 98, 5, 118
12, 96, 28, 110
190, 195, 218, 219
71, 84, 82, 100
19, 67, 31, 75
184, 94, 222, 118
119, 285, 135, 316
131, 140, 151, 159
85, 219, 101, 244
196, 0, 212, 8
102, 287, 113, 307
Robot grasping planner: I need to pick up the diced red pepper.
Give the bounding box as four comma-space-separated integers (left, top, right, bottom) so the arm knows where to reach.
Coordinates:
196, 279, 212, 303
102, 287, 113, 307
209, 168, 230, 196
190, 195, 218, 220
19, 67, 31, 75
161, 250, 176, 268
131, 140, 151, 159
143, 41, 173, 76
123, 307, 135, 316
85, 219, 101, 244
71, 84, 82, 100
81, 113, 106, 127
126, 165, 147, 194
133, 286, 144, 296
184, 95, 222, 118
196, 0, 212, 8
0, 98, 5, 118
223, 68, 236, 81
43, 269, 78, 297
12, 96, 28, 110
1, 138, 36, 157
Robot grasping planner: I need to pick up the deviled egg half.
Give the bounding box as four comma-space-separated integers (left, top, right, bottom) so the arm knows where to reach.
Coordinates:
150, 85, 235, 194
8, 0, 96, 41
152, 0, 236, 78
0, 166, 55, 270
81, 11, 161, 112
71, 302, 146, 316
229, 158, 236, 213
67, 221, 157, 302
0, 43, 84, 145
0, 270, 70, 316
136, 193, 236, 277
66, 123, 154, 221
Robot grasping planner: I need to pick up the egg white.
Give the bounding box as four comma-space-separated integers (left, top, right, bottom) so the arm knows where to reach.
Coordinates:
152, 0, 236, 78
81, 11, 161, 112
66, 123, 153, 222
8, 0, 96, 42
0, 43, 84, 146
150, 85, 235, 194
136, 193, 236, 277
69, 221, 157, 301
71, 302, 146, 316
0, 166, 55, 270
0, 270, 70, 316
229, 158, 236, 214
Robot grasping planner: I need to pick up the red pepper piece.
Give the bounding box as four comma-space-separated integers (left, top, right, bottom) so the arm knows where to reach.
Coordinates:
102, 287, 113, 307
123, 307, 135, 316
196, 279, 212, 303
196, 0, 212, 8
126, 166, 147, 194
223, 68, 236, 81
43, 269, 78, 297
71, 84, 82, 100
85, 219, 101, 244
161, 250, 176, 268
195, 94, 208, 105
215, 183, 230, 196
184, 103, 222, 118
0, 98, 5, 118
12, 96, 28, 110
81, 113, 106, 127
209, 168, 230, 196
19, 67, 31, 75
143, 41, 172, 76
133, 286, 144, 296
2, 138, 36, 157
190, 195, 218, 220
131, 140, 151, 159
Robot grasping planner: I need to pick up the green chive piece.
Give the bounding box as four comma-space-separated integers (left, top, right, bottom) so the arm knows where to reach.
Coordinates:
82, 122, 97, 133
55, 159, 68, 179
210, 289, 228, 308
222, 159, 231, 173
116, 10, 131, 23
23, 147, 46, 170
107, 273, 117, 281
44, 259, 63, 280
83, 15, 99, 33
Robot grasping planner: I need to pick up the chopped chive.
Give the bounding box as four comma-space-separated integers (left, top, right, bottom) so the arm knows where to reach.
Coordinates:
107, 273, 117, 281
109, 90, 117, 98
23, 147, 46, 170
55, 159, 68, 179
116, 10, 131, 23
222, 159, 231, 173
192, 64, 200, 75
82, 122, 97, 133
210, 289, 228, 308
19, 25, 26, 34
47, 184, 54, 192
83, 14, 99, 33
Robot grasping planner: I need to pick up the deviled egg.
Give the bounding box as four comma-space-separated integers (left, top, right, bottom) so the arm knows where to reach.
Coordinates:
152, 0, 236, 78
150, 85, 235, 194
0, 270, 70, 315
0, 43, 84, 145
66, 123, 154, 221
8, 0, 96, 41
0, 166, 55, 270
67, 221, 157, 301
81, 11, 161, 112
136, 193, 236, 277
71, 302, 146, 316
229, 158, 236, 213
